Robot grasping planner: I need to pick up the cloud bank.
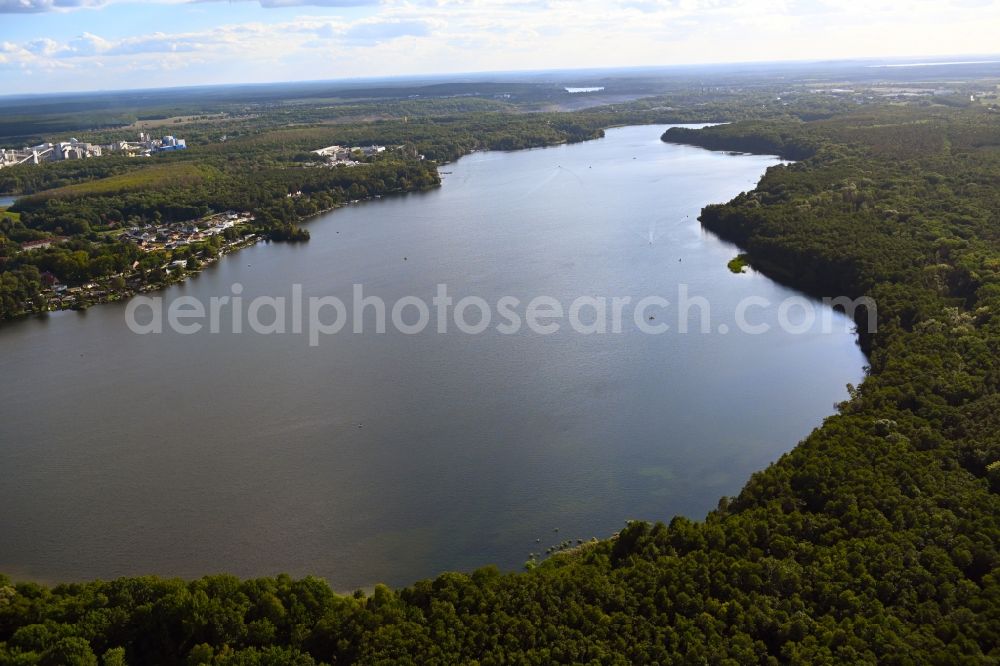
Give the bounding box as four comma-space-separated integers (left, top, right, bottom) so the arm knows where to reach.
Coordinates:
0, 0, 107, 12
2, 0, 1000, 92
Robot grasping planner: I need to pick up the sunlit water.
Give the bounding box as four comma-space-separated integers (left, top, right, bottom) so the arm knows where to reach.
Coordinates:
0, 126, 865, 590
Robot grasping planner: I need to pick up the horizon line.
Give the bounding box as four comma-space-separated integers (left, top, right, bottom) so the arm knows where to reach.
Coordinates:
3, 52, 999, 101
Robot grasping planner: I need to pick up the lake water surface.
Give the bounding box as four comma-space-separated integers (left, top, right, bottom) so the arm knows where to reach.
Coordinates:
0, 126, 865, 589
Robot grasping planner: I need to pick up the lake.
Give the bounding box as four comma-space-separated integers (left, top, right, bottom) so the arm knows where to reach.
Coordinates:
0, 126, 866, 590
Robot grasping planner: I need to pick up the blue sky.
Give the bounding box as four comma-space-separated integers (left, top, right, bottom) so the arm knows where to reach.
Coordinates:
2, 0, 999, 94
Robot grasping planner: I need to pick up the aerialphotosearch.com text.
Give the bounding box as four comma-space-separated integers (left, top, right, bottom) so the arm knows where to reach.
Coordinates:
125, 283, 877, 346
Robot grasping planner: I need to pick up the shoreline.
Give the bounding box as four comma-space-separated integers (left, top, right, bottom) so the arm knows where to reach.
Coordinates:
1, 124, 703, 327
0, 186, 434, 325
7, 233, 264, 319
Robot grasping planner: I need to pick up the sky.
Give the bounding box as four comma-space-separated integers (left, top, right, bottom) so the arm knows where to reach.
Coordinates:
1, 0, 999, 94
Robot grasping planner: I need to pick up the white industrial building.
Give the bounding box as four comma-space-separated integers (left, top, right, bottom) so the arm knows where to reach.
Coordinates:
0, 133, 186, 169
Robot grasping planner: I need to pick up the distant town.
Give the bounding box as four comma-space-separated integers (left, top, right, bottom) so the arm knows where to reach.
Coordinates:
0, 132, 187, 169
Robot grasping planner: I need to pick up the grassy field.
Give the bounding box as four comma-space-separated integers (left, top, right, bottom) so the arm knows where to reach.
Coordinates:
22, 162, 217, 201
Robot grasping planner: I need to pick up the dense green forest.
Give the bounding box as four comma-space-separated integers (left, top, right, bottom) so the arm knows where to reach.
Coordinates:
0, 61, 922, 145
3, 57, 993, 144
0, 102, 997, 663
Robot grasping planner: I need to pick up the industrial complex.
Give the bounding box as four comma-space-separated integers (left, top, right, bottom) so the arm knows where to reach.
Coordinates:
311, 144, 388, 165
0, 133, 187, 169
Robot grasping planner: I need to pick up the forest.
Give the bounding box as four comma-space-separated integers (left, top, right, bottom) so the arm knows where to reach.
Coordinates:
1, 96, 999, 664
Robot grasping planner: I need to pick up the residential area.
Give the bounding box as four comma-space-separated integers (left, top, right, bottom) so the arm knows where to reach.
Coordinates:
25, 210, 258, 312
120, 211, 254, 252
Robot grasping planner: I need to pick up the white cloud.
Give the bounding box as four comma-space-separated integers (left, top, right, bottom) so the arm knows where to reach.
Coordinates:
0, 13, 440, 74
2, 0, 1000, 91
190, 0, 382, 7
0, 0, 108, 13
25, 37, 61, 54
342, 18, 433, 42
66, 32, 111, 55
